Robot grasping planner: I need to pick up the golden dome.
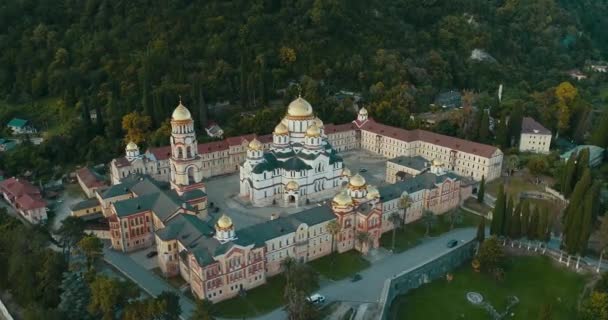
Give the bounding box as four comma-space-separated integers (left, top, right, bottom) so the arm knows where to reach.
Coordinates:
313, 117, 324, 128
126, 141, 138, 151
217, 214, 233, 229
305, 123, 321, 137
274, 123, 289, 135
366, 185, 380, 199
341, 168, 352, 177
172, 101, 192, 121
285, 180, 299, 191
432, 158, 443, 166
332, 191, 353, 207
248, 138, 263, 151
359, 107, 368, 115
287, 97, 313, 117
349, 174, 367, 188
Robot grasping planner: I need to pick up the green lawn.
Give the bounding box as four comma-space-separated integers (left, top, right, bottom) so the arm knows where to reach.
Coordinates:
213, 275, 289, 318
308, 250, 370, 280
380, 210, 482, 253
389, 256, 588, 320
486, 175, 544, 200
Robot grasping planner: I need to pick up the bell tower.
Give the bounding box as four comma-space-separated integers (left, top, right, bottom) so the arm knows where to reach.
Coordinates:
169, 99, 205, 195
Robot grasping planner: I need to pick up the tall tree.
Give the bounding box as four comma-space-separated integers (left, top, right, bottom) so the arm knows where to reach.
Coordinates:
508, 105, 523, 146
191, 299, 215, 320
504, 196, 514, 237
521, 201, 530, 238
77, 235, 103, 270
476, 219, 486, 244
326, 220, 341, 254
510, 202, 522, 240
88, 275, 138, 320
490, 185, 506, 236
422, 210, 437, 236
58, 271, 92, 320
495, 113, 509, 148
528, 207, 540, 240
388, 212, 401, 251
561, 153, 577, 197
56, 216, 86, 263
477, 175, 485, 204
478, 111, 490, 143
121, 111, 152, 144
399, 195, 412, 227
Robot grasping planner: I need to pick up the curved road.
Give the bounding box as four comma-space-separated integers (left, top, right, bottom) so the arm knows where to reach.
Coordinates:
250, 227, 477, 320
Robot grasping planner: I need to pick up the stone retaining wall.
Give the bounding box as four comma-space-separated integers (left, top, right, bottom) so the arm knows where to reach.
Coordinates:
378, 240, 477, 319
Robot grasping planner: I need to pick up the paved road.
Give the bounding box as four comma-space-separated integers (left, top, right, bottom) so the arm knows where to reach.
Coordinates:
250, 227, 477, 320
103, 248, 195, 319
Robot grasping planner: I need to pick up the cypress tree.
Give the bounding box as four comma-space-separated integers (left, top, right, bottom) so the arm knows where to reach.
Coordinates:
240, 53, 248, 108
521, 201, 530, 238
528, 207, 540, 240
561, 153, 577, 197
197, 75, 208, 130
476, 219, 486, 244
490, 184, 506, 236
538, 208, 549, 241
563, 169, 591, 234
510, 202, 522, 239
478, 111, 490, 143
504, 196, 514, 237
495, 113, 509, 148
508, 105, 523, 146
477, 175, 485, 204
577, 190, 595, 254
575, 148, 590, 183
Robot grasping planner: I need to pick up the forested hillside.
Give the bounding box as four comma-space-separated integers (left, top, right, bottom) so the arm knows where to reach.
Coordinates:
0, 0, 606, 179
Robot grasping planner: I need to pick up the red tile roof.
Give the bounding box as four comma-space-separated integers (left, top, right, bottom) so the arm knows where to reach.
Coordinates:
16, 193, 46, 210
0, 177, 40, 199
324, 123, 356, 134
113, 157, 131, 168
76, 167, 106, 189
146, 133, 272, 161
0, 177, 45, 210
359, 119, 500, 158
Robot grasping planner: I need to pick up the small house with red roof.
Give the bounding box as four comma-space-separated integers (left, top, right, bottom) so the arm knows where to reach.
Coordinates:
0, 177, 47, 223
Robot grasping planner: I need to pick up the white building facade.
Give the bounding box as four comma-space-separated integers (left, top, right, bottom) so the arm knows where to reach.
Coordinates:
239, 97, 347, 207
519, 117, 552, 154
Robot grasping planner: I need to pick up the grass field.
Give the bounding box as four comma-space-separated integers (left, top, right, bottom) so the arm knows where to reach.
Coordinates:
389, 256, 587, 320
214, 275, 289, 318
380, 209, 482, 253
308, 250, 370, 280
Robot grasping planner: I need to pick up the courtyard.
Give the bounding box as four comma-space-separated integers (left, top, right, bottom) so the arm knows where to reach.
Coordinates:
203, 148, 389, 231
389, 256, 587, 320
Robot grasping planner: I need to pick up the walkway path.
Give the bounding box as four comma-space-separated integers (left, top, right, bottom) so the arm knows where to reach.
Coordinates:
103, 248, 195, 319
249, 228, 477, 320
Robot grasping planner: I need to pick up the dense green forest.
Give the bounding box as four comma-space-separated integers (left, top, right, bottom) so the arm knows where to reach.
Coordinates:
0, 0, 607, 179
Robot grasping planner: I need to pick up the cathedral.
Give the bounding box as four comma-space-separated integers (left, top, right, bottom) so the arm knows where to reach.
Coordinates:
239, 96, 347, 207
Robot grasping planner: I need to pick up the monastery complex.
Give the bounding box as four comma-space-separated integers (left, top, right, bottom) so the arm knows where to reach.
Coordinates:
97, 97, 502, 302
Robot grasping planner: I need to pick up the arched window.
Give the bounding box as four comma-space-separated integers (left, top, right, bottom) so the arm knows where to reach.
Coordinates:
177, 147, 183, 159
187, 166, 196, 184
186, 146, 192, 158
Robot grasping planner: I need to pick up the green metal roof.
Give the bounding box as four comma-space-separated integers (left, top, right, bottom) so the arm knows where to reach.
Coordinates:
379, 171, 462, 201
7, 118, 28, 128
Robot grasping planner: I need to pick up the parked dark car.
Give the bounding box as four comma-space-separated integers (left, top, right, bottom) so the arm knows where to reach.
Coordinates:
213, 207, 220, 213
359, 168, 367, 172
447, 240, 458, 248
146, 250, 158, 258
351, 274, 362, 282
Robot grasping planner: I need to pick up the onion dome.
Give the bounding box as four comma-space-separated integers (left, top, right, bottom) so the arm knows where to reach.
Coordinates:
172, 101, 192, 121
358, 107, 368, 115
126, 141, 138, 151
349, 173, 366, 188
432, 158, 443, 166
287, 97, 313, 117
366, 185, 380, 199
332, 190, 353, 207
313, 117, 324, 128
285, 180, 299, 191
274, 123, 289, 135
216, 214, 233, 230
248, 138, 263, 151
305, 123, 321, 137
341, 168, 352, 177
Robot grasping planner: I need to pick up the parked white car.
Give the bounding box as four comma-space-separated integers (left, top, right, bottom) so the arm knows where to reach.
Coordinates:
306, 293, 326, 304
